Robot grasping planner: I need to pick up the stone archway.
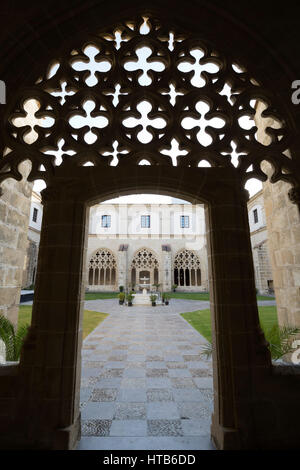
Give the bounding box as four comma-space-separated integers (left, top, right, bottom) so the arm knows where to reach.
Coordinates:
87, 248, 117, 289
0, 9, 299, 451
130, 247, 159, 291
174, 249, 202, 289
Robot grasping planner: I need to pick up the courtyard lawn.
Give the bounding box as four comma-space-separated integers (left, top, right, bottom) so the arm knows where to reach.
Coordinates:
82, 310, 108, 339
169, 292, 210, 301
181, 306, 278, 343
18, 305, 108, 340
85, 292, 118, 300
169, 292, 274, 301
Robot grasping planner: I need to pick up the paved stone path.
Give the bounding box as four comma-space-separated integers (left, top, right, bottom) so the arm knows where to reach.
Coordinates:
77, 299, 214, 450
20, 296, 276, 450
83, 298, 211, 315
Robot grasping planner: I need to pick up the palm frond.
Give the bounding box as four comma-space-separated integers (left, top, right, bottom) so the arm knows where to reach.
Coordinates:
0, 315, 15, 361
15, 324, 30, 361
264, 324, 300, 360
200, 342, 213, 359
0, 314, 30, 361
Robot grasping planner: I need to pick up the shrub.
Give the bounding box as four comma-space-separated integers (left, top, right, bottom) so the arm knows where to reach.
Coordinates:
265, 324, 300, 360
126, 293, 135, 302
0, 315, 29, 362
199, 324, 300, 361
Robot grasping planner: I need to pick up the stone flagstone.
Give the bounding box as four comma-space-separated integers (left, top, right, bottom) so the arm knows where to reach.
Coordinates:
77, 298, 214, 450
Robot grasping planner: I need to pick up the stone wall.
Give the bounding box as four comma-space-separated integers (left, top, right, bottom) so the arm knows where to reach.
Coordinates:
255, 101, 300, 326
262, 178, 300, 326
0, 166, 32, 325
248, 191, 273, 294
22, 239, 38, 289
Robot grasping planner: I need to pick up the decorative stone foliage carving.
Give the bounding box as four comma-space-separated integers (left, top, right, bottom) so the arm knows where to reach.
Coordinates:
0, 14, 297, 192
174, 249, 201, 287
88, 248, 117, 285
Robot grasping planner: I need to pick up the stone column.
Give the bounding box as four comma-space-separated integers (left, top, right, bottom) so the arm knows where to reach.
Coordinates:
0, 166, 32, 325
206, 189, 271, 450
161, 246, 172, 292
117, 245, 128, 290
17, 184, 88, 449
255, 102, 300, 328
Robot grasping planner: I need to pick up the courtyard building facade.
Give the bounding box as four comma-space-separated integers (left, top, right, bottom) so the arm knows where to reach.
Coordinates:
21, 193, 272, 295
87, 201, 208, 293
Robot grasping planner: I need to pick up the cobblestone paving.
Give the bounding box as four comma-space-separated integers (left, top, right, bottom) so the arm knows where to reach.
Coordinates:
77, 299, 214, 450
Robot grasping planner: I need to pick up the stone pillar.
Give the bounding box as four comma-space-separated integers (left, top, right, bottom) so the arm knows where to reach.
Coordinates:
0, 102, 39, 324
17, 184, 88, 449
263, 179, 300, 326
255, 102, 300, 327
0, 167, 32, 325
117, 245, 128, 290
162, 245, 172, 292
206, 189, 271, 449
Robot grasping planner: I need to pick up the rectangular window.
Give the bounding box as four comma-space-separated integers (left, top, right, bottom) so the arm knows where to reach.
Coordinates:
180, 215, 189, 228
141, 215, 150, 228
101, 215, 111, 228
32, 207, 38, 223
253, 209, 258, 224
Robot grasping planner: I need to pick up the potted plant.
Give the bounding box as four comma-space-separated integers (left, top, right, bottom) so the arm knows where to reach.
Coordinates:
172, 284, 178, 292
118, 292, 125, 305
152, 283, 161, 292
126, 292, 134, 306
0, 314, 29, 364
119, 285, 124, 292
164, 294, 170, 305
150, 294, 157, 306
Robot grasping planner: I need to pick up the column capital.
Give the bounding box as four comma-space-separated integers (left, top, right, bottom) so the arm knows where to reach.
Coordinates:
40, 178, 85, 204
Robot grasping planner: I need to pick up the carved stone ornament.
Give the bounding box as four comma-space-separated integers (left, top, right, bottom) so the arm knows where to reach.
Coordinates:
131, 247, 159, 270
0, 14, 297, 191
174, 249, 201, 270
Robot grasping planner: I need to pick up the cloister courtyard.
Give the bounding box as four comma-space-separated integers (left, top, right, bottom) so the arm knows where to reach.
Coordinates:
20, 293, 277, 450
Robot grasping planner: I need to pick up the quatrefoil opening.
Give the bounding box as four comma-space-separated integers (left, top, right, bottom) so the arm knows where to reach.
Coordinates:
68, 99, 109, 144
181, 101, 225, 147
122, 100, 167, 144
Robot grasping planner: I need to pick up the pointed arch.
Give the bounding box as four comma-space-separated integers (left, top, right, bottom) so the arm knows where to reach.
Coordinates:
130, 247, 159, 289
174, 249, 201, 288
88, 248, 117, 287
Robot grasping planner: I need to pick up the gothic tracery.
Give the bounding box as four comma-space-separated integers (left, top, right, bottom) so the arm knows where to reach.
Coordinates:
130, 247, 159, 287
174, 249, 201, 287
88, 248, 117, 286
0, 15, 296, 193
